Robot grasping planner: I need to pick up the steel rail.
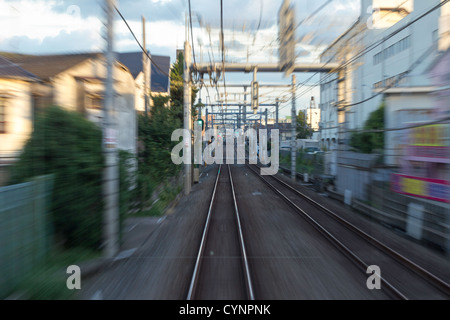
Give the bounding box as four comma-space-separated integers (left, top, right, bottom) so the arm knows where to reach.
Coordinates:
187, 165, 222, 300
246, 164, 408, 300
269, 167, 450, 297
228, 165, 255, 300
187, 164, 255, 300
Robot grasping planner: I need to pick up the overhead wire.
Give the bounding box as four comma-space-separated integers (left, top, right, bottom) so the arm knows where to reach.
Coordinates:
290, 0, 449, 107
188, 0, 201, 84
220, 0, 228, 117
114, 5, 170, 78
294, 0, 446, 99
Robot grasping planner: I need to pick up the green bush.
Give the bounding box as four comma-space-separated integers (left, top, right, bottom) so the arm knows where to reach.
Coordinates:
10, 106, 104, 250
350, 102, 385, 154
118, 150, 135, 243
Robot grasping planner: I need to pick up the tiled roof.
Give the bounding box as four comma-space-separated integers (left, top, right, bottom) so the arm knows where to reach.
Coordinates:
118, 52, 170, 93
0, 52, 100, 80
0, 55, 37, 80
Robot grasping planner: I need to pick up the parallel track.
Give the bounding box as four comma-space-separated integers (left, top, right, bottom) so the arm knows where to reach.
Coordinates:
247, 164, 450, 300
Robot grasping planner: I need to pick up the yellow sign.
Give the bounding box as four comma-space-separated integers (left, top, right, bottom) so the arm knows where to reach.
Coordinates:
401, 177, 425, 196
411, 124, 447, 147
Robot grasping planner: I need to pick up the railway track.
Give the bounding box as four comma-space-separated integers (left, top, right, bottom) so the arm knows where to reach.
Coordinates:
247, 164, 450, 300
187, 164, 254, 300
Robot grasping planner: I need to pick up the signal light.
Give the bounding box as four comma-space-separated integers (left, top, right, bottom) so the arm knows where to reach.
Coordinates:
251, 81, 259, 114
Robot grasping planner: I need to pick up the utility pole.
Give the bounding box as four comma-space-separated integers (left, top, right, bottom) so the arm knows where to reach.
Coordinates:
238, 105, 241, 129
275, 98, 280, 129
142, 16, 149, 115
265, 108, 268, 128
243, 86, 247, 130
103, 0, 119, 259
183, 40, 192, 195
291, 74, 296, 181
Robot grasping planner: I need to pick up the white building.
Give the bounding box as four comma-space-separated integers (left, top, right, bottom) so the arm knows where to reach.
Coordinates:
319, 0, 450, 166
306, 108, 321, 132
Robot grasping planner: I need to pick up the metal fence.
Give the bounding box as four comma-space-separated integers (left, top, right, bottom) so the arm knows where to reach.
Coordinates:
0, 175, 53, 298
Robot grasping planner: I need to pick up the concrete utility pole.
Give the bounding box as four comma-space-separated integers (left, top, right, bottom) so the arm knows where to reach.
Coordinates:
265, 108, 268, 128
291, 74, 296, 181
103, 0, 119, 259
243, 86, 247, 130
183, 40, 192, 195
142, 16, 149, 115
238, 105, 241, 129
275, 98, 280, 129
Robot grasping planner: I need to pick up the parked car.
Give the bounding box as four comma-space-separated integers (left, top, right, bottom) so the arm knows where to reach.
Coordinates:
304, 147, 321, 154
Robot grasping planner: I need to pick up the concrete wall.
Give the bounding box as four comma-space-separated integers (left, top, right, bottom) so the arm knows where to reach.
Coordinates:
368, 181, 450, 253
335, 151, 381, 201
0, 175, 53, 298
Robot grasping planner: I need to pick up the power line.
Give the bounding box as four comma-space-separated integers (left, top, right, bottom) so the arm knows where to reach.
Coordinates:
188, 0, 199, 83
296, 0, 333, 29
293, 0, 449, 103
220, 0, 228, 114
319, 116, 450, 134
297, 0, 450, 101
340, 46, 435, 109
114, 5, 170, 78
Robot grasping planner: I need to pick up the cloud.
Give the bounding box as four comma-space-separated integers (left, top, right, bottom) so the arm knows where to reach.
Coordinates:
0, 29, 103, 54
0, 0, 361, 65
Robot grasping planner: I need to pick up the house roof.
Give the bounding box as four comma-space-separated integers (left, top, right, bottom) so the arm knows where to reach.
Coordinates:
0, 55, 38, 80
118, 52, 170, 93
0, 52, 100, 80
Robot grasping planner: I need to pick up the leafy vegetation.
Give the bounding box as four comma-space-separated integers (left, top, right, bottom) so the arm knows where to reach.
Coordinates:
9, 106, 104, 250
280, 150, 324, 175
134, 52, 197, 212
16, 248, 99, 300
296, 110, 313, 139
350, 102, 385, 154
9, 106, 131, 250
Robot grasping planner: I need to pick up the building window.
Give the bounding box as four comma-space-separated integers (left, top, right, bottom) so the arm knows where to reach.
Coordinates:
373, 36, 410, 65
87, 95, 103, 110
0, 99, 6, 134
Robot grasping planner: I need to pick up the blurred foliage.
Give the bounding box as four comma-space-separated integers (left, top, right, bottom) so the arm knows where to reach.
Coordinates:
350, 102, 385, 154
118, 149, 135, 244
279, 150, 324, 175
169, 51, 199, 124
135, 54, 197, 211
9, 106, 131, 251
296, 110, 313, 139
16, 248, 99, 300
10, 106, 104, 250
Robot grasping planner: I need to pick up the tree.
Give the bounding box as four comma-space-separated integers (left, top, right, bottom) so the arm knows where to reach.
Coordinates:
9, 106, 104, 250
169, 51, 198, 123
350, 102, 385, 153
136, 52, 199, 208
296, 110, 313, 139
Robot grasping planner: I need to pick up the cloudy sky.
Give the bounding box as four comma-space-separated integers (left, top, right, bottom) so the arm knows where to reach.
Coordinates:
0, 0, 360, 117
